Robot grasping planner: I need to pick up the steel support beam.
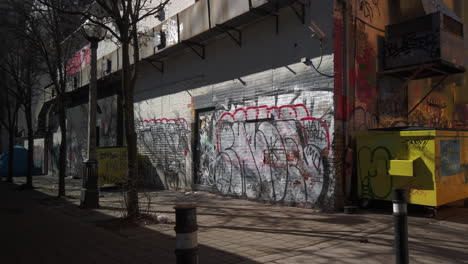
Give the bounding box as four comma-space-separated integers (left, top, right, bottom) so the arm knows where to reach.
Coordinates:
183, 41, 205, 60
145, 59, 164, 73
289, 0, 305, 24
408, 74, 449, 116
215, 24, 242, 47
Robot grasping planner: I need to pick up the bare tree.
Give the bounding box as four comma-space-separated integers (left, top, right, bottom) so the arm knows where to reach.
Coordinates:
21, 0, 82, 196
36, 0, 170, 217
0, 2, 21, 183
0, 32, 40, 189
0, 1, 43, 188
0, 75, 21, 183
89, 0, 170, 219
53, 0, 169, 218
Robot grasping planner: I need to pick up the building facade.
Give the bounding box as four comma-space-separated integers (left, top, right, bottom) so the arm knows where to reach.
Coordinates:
24, 0, 468, 210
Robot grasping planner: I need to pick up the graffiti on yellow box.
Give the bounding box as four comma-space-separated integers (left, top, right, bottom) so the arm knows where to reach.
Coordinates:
96, 147, 128, 185
440, 140, 461, 177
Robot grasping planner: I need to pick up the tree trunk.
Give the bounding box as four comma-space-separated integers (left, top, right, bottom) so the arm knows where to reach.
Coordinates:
6, 130, 14, 183
25, 103, 34, 189
58, 98, 67, 197
122, 38, 139, 219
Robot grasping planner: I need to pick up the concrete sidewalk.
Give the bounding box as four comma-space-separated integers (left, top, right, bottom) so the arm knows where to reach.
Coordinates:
3, 175, 468, 264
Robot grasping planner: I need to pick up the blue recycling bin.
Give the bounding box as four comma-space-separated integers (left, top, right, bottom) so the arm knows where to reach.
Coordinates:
0, 146, 29, 177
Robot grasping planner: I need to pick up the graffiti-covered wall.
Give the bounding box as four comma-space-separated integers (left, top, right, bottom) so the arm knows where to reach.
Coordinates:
135, 118, 191, 188
135, 70, 336, 207
134, 0, 338, 208
335, 0, 468, 201
408, 76, 468, 129
195, 91, 334, 206
341, 0, 467, 130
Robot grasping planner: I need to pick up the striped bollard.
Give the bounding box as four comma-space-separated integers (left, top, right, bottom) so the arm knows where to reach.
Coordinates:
174, 203, 198, 264
393, 189, 409, 264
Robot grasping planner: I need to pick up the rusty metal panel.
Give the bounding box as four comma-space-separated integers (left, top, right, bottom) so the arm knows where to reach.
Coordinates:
179, 0, 210, 41
210, 0, 250, 25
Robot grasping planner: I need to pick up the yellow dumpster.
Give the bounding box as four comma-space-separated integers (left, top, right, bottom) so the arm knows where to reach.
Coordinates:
96, 147, 128, 186
357, 130, 468, 207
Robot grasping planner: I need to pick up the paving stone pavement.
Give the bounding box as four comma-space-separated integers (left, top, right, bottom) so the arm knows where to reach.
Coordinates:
2, 175, 468, 264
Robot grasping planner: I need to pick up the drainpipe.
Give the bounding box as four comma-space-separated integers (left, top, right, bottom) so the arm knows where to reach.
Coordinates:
338, 0, 350, 207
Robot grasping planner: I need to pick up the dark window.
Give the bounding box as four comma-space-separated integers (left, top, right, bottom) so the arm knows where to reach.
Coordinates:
157, 31, 166, 50
106, 59, 112, 74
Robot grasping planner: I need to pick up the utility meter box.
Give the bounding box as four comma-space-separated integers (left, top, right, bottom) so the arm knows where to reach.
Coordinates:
357, 129, 468, 207
384, 12, 465, 78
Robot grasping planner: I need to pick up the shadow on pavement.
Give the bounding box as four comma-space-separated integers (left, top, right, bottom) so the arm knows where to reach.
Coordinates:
4, 175, 468, 264
0, 181, 259, 264
366, 199, 468, 226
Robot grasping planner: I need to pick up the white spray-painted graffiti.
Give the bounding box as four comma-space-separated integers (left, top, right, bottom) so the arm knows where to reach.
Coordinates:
197, 92, 334, 206
135, 91, 335, 207
136, 118, 190, 189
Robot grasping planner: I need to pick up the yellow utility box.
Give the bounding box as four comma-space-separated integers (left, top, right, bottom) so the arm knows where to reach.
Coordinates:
357, 129, 468, 207
96, 147, 128, 186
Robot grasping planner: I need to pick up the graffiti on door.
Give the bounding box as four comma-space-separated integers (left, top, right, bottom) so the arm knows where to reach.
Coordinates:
196, 93, 334, 206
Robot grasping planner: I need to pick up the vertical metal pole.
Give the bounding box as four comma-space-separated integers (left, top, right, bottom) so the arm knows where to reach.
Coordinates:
393, 189, 409, 264
81, 40, 99, 209
174, 203, 198, 264
88, 40, 98, 166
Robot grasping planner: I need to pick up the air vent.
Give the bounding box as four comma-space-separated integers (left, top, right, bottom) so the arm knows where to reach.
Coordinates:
383, 12, 465, 78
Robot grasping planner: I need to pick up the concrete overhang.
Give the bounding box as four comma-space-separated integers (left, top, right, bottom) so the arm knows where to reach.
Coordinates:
75, 0, 302, 89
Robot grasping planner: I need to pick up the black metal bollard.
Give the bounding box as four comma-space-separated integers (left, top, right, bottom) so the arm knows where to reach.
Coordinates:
80, 160, 99, 208
174, 203, 198, 264
393, 189, 409, 264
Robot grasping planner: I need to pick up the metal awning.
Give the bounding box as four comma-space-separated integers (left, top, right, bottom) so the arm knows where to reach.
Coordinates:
378, 61, 465, 80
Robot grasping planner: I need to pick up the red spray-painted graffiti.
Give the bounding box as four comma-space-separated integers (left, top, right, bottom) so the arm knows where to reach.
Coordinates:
197, 102, 333, 205
216, 104, 330, 153
334, 16, 353, 121
349, 22, 378, 112
349, 45, 377, 110
66, 44, 91, 76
